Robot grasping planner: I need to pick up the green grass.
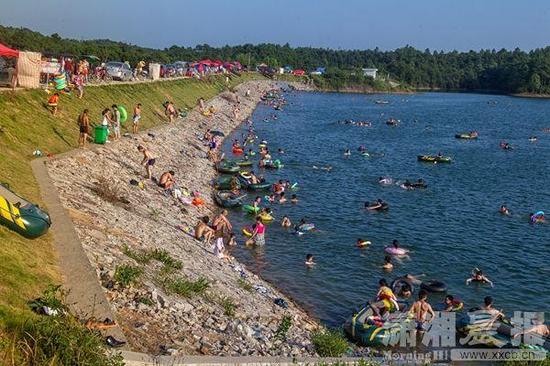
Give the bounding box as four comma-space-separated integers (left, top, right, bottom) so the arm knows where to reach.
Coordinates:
0, 287, 124, 366
220, 297, 237, 317
237, 278, 253, 292
274, 315, 292, 341
114, 264, 143, 287
0, 73, 264, 364
311, 328, 350, 357
162, 276, 210, 298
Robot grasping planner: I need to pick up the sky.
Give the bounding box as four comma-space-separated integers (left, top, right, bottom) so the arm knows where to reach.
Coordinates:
2, 0, 550, 51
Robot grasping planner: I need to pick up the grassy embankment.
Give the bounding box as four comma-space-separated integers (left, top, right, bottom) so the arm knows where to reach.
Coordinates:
0, 73, 263, 363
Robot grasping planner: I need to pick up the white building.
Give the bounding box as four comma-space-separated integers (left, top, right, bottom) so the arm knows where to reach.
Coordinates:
362, 68, 378, 79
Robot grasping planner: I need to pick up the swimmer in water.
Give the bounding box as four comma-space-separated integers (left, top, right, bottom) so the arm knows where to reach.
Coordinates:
279, 192, 287, 204
305, 254, 316, 267
281, 216, 292, 228
344, 149, 351, 156
290, 194, 298, 204
466, 268, 494, 287
356, 238, 369, 248
382, 255, 393, 270
499, 205, 510, 215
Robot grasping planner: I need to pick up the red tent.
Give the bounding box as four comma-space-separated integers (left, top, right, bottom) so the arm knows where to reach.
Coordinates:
0, 43, 19, 58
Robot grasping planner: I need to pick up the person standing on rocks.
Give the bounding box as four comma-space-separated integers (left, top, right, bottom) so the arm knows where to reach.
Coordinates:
111, 104, 121, 140
132, 103, 141, 134
78, 109, 90, 147
137, 145, 155, 179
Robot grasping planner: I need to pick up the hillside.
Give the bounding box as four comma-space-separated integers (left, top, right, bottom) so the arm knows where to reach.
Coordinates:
0, 73, 263, 362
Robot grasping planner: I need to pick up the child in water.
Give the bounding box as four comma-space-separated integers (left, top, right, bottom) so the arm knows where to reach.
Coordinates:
305, 254, 316, 267
227, 233, 237, 246
382, 255, 393, 270
290, 194, 298, 204
466, 268, 494, 287
281, 216, 292, 228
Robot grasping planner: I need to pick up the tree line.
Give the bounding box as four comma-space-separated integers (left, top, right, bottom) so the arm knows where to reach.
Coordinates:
2, 25, 550, 94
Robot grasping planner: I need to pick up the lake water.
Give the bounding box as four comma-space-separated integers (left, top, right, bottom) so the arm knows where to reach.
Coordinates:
222, 91, 550, 327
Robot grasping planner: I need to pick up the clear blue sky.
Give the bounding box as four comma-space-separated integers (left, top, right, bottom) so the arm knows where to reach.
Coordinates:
2, 0, 550, 51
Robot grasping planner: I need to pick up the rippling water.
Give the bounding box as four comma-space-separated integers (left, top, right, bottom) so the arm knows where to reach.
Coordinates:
222, 91, 550, 327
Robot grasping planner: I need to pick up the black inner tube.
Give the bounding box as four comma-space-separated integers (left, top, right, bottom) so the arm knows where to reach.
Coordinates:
391, 277, 414, 297
420, 280, 447, 293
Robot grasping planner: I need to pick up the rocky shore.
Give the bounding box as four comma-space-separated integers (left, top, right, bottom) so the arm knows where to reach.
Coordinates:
46, 80, 319, 357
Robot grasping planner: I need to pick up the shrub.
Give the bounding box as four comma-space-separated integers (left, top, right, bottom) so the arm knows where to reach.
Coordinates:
0, 287, 124, 366
237, 278, 253, 292
150, 249, 182, 270
92, 177, 129, 205
220, 297, 237, 317
114, 265, 143, 287
274, 315, 292, 341
122, 245, 152, 265
311, 328, 349, 357
163, 277, 209, 298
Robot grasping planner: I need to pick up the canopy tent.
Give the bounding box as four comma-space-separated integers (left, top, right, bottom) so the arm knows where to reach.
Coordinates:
0, 43, 19, 58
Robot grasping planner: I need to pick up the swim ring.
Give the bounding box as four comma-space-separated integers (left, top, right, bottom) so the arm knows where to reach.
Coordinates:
384, 247, 407, 255
420, 280, 447, 293
117, 106, 128, 123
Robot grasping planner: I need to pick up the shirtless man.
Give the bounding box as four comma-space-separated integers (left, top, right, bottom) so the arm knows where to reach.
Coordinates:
158, 170, 175, 189
132, 103, 142, 134
195, 216, 214, 244
137, 145, 155, 179
409, 289, 435, 332
212, 209, 232, 234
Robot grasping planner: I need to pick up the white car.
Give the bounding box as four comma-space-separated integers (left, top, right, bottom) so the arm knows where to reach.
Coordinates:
105, 62, 133, 81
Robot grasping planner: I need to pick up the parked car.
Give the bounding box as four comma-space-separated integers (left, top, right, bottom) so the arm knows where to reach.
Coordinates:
105, 62, 133, 81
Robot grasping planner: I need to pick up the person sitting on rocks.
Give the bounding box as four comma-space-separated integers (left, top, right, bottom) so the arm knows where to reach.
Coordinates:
195, 216, 214, 244
212, 209, 232, 234
158, 170, 175, 190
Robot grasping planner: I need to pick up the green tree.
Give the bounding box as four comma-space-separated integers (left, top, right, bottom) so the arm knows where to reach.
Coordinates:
529, 73, 542, 92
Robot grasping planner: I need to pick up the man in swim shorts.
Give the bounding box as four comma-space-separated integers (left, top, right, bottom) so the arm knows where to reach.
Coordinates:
132, 103, 141, 134
409, 289, 434, 332
138, 145, 155, 179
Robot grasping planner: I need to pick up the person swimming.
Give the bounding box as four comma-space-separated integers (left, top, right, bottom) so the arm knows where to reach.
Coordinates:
382, 255, 393, 270
378, 177, 393, 185
356, 238, 369, 248
499, 205, 510, 215
281, 216, 292, 228
290, 194, 298, 204
466, 268, 494, 287
305, 254, 316, 267
344, 149, 351, 156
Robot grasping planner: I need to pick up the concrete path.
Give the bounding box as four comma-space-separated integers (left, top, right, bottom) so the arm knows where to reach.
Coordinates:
30, 157, 126, 343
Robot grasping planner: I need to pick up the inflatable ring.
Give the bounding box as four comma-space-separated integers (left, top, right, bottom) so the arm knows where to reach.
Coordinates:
391, 277, 414, 297
118, 106, 128, 123
242, 226, 253, 237
420, 280, 447, 293
357, 240, 371, 248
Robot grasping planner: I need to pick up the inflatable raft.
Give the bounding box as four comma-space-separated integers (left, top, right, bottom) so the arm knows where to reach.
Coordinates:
216, 161, 240, 174
0, 183, 51, 239
242, 205, 261, 214
214, 176, 240, 190
214, 191, 243, 208
455, 133, 477, 139
344, 304, 411, 347
417, 155, 452, 163
238, 173, 271, 191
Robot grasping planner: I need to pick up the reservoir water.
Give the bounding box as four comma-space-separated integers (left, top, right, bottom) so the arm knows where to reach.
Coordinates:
222, 91, 550, 327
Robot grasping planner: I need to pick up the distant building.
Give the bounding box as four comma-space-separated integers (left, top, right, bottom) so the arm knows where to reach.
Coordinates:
310, 67, 325, 75
362, 68, 378, 79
